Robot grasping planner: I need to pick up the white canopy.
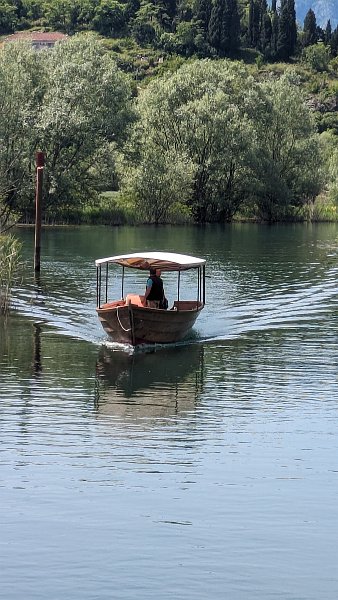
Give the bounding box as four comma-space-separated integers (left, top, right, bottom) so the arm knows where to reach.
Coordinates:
95, 251, 206, 271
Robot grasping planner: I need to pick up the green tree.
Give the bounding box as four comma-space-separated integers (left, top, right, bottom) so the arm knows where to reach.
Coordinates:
0, 36, 133, 222
270, 7, 278, 59
174, 20, 201, 55
277, 0, 296, 60
248, 0, 260, 47
0, 41, 41, 226
208, 0, 240, 55
259, 0, 272, 56
37, 35, 133, 215
252, 73, 322, 220
126, 60, 262, 222
43, 0, 94, 32
320, 131, 338, 206
19, 0, 43, 21
221, 0, 240, 53
131, 0, 160, 43
302, 42, 330, 72
325, 19, 332, 43
303, 8, 317, 47
0, 1, 17, 32
92, 0, 126, 35
330, 25, 338, 56
124, 146, 195, 223
194, 0, 211, 36
208, 0, 223, 51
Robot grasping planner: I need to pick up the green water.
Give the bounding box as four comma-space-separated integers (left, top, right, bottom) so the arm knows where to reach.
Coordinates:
0, 223, 337, 600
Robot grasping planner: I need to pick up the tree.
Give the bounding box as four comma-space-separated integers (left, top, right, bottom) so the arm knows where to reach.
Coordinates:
131, 0, 160, 43
124, 146, 195, 223
208, 0, 240, 55
19, 0, 44, 21
248, 0, 259, 47
270, 8, 278, 59
92, 0, 126, 36
125, 60, 263, 222
194, 0, 211, 36
320, 131, 338, 206
303, 8, 317, 47
221, 0, 240, 53
302, 42, 330, 72
0, 41, 41, 227
325, 19, 331, 43
277, 0, 297, 60
37, 35, 133, 214
252, 73, 322, 220
0, 35, 133, 222
0, 1, 17, 32
258, 0, 271, 56
330, 25, 338, 56
208, 0, 223, 51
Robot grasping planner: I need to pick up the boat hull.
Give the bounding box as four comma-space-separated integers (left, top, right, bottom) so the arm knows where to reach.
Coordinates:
97, 301, 203, 345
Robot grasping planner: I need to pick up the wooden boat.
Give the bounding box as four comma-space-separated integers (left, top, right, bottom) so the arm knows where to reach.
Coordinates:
95, 252, 206, 346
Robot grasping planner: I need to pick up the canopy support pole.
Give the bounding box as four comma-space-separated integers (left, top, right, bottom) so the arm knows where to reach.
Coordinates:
202, 265, 205, 305
177, 270, 181, 308
97, 266, 102, 308
105, 263, 108, 303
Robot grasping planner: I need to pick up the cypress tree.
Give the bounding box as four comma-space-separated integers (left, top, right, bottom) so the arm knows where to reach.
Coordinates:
271, 0, 276, 12
220, 0, 240, 53
196, 0, 212, 36
303, 8, 317, 47
248, 0, 258, 47
330, 25, 338, 56
288, 0, 297, 52
162, 0, 177, 20
325, 19, 332, 43
258, 0, 269, 52
261, 12, 272, 56
208, 0, 239, 55
270, 9, 279, 58
277, 0, 296, 60
208, 0, 223, 51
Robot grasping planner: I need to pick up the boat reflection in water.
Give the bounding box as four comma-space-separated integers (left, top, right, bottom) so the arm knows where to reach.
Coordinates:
94, 343, 205, 424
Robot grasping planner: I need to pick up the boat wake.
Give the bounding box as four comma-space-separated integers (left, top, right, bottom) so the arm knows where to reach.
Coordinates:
11, 262, 337, 351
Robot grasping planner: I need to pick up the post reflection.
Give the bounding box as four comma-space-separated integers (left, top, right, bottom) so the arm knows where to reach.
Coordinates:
33, 322, 42, 376
94, 343, 205, 423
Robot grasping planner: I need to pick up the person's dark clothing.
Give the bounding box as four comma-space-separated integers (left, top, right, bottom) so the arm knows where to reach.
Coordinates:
147, 275, 164, 301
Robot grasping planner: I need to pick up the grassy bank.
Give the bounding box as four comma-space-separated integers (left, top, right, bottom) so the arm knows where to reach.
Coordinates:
31, 192, 337, 226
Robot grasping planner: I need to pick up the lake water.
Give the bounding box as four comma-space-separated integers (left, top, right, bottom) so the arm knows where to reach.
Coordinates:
1, 223, 337, 600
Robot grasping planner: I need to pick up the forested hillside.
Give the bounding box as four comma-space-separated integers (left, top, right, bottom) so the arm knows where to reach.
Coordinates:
1, 0, 338, 61
1, 1, 338, 225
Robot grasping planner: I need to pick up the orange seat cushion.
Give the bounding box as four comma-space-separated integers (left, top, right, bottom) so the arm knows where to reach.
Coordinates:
126, 294, 144, 307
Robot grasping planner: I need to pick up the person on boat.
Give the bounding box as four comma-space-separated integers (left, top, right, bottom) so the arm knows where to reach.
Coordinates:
143, 268, 165, 308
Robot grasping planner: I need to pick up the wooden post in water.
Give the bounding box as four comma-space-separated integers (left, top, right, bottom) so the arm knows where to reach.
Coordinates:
34, 151, 45, 272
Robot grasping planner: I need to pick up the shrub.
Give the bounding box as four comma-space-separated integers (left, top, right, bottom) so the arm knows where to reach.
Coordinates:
0, 235, 21, 315
302, 43, 331, 72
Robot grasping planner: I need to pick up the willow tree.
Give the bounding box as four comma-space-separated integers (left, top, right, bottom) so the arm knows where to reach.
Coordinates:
0, 34, 133, 223
0, 41, 41, 229
37, 34, 133, 216
124, 60, 262, 222
252, 73, 322, 220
